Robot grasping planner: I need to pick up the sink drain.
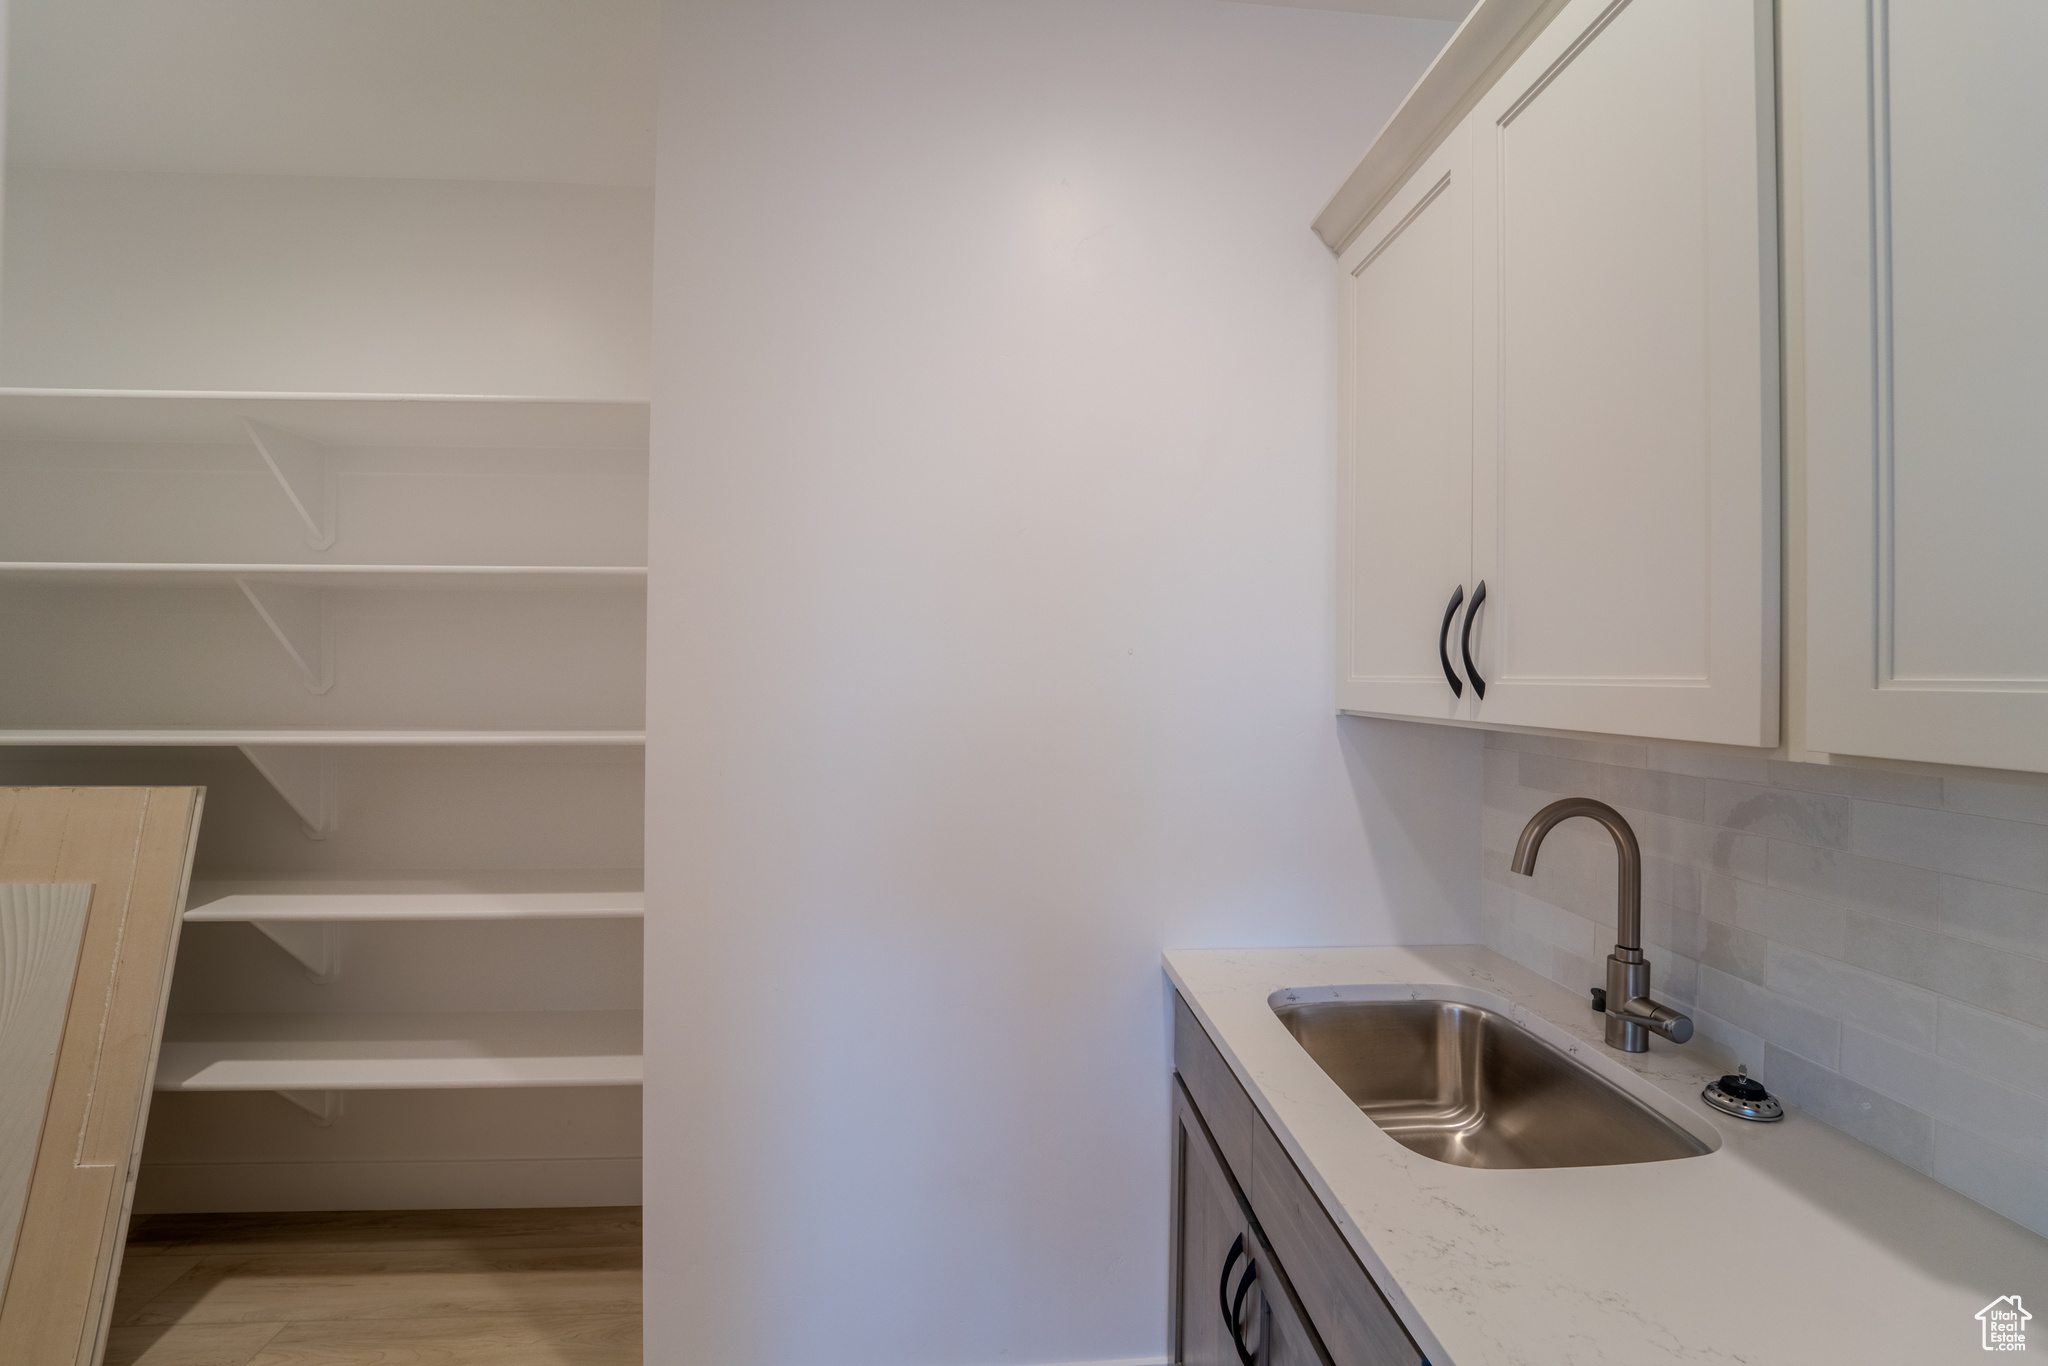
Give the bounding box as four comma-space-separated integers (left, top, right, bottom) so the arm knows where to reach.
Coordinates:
1702, 1066, 1784, 1122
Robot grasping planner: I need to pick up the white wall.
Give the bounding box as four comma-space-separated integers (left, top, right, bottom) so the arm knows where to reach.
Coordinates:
646, 3, 1471, 1363
7, 0, 657, 186
0, 170, 652, 396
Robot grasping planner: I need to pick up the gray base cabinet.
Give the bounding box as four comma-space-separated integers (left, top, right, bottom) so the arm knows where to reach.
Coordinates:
1174, 1077, 1258, 1366
1173, 1079, 1330, 1366
1172, 994, 1425, 1366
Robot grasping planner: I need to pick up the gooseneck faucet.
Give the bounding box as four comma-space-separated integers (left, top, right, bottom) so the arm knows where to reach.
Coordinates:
1511, 797, 1694, 1053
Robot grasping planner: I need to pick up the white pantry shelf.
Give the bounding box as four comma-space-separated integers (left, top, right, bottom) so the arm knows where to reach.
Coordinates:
0, 564, 647, 590
187, 871, 645, 922
0, 730, 646, 746
0, 389, 649, 449
154, 1010, 643, 1092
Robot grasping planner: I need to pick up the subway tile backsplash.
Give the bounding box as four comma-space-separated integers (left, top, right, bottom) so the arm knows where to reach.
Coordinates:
1480, 730, 2048, 1238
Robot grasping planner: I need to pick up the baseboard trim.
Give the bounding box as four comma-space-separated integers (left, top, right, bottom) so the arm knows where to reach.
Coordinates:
135, 1156, 641, 1213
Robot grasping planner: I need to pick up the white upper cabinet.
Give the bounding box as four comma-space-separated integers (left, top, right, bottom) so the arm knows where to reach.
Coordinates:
1799, 0, 2048, 774
1336, 135, 1473, 720
1467, 0, 1778, 745
1324, 0, 1780, 747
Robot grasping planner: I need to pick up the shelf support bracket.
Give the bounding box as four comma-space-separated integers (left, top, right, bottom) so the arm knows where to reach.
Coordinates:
245, 418, 337, 550
237, 578, 332, 693
239, 744, 336, 840
274, 1090, 343, 1126
250, 920, 340, 983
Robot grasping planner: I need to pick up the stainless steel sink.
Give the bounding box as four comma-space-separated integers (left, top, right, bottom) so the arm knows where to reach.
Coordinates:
1274, 998, 1710, 1170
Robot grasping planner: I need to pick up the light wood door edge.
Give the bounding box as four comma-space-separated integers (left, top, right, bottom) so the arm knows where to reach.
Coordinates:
86, 792, 205, 1366
0, 787, 205, 1366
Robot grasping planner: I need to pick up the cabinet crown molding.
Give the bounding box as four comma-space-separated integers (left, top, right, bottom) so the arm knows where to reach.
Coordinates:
1312, 0, 1568, 254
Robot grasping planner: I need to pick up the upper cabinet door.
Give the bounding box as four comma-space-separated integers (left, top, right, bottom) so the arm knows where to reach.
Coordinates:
1801, 0, 2048, 774
1466, 0, 1780, 746
1335, 134, 1474, 720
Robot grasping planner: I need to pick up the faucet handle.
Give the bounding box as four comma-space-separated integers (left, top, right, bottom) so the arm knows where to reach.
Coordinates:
1618, 995, 1693, 1044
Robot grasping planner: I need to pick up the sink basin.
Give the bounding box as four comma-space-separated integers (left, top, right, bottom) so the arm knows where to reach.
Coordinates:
1274, 998, 1710, 1170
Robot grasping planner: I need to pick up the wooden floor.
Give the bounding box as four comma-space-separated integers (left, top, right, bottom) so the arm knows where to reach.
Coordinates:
103, 1207, 641, 1366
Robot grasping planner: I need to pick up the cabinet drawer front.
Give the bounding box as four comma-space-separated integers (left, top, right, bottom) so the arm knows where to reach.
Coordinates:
1250, 1114, 1422, 1366
1174, 992, 1256, 1182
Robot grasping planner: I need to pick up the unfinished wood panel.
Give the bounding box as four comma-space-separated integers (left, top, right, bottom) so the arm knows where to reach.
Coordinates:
0, 882, 95, 1292
0, 787, 204, 1366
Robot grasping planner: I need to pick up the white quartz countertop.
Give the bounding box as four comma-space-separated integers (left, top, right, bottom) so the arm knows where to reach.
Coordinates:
1165, 945, 2048, 1366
